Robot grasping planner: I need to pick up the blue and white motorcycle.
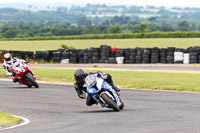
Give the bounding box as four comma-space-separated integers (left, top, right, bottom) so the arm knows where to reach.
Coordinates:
84, 73, 124, 112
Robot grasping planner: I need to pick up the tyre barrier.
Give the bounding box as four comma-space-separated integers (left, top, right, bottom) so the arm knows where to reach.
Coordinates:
1, 46, 200, 64
35, 51, 49, 61
4, 51, 34, 61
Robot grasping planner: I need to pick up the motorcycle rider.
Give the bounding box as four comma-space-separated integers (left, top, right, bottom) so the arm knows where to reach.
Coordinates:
3, 53, 27, 83
74, 69, 120, 106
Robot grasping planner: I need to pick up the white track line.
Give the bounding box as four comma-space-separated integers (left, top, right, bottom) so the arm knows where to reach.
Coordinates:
0, 115, 30, 131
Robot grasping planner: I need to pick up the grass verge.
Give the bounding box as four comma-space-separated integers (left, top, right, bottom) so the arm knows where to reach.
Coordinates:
1, 67, 200, 92
0, 112, 21, 128
1, 38, 200, 51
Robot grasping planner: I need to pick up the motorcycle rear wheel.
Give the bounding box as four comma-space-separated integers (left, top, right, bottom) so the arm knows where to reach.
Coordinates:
101, 93, 120, 112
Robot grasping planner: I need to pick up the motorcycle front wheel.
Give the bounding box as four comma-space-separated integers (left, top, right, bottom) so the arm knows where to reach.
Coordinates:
101, 93, 120, 112
26, 73, 39, 88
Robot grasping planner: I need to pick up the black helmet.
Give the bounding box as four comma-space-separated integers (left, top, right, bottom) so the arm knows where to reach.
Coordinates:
74, 69, 86, 82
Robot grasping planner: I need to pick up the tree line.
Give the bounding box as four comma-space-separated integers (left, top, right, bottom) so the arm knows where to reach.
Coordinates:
0, 20, 199, 38
1, 4, 200, 38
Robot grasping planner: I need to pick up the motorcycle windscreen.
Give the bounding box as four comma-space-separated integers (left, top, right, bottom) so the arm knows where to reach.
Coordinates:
96, 77, 104, 90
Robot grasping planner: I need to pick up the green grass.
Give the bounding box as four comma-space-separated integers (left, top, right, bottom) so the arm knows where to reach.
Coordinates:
1, 38, 200, 51
1, 67, 200, 92
0, 112, 20, 128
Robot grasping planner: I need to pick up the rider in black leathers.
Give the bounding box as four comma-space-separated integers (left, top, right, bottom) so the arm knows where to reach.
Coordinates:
74, 69, 120, 106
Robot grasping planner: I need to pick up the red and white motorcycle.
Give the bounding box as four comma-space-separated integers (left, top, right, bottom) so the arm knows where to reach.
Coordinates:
11, 61, 39, 88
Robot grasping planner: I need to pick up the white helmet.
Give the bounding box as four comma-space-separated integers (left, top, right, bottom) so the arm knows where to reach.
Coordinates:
4, 53, 13, 65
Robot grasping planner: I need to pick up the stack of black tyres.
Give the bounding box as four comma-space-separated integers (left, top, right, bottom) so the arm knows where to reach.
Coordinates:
110, 48, 117, 58
57, 48, 65, 53
83, 49, 89, 63
69, 49, 79, 63
124, 48, 130, 64
151, 47, 160, 63
142, 48, 151, 64
185, 47, 190, 53
166, 47, 175, 64
61, 50, 70, 60
91, 47, 100, 63
100, 45, 111, 63
108, 57, 117, 64
189, 47, 199, 64
129, 48, 137, 64
53, 52, 61, 63
116, 48, 124, 57
54, 48, 65, 63
108, 48, 117, 64
8, 46, 200, 65
48, 50, 57, 61
136, 48, 144, 63
115, 48, 124, 64
78, 49, 85, 63
87, 49, 93, 63
160, 48, 167, 63
21, 51, 34, 60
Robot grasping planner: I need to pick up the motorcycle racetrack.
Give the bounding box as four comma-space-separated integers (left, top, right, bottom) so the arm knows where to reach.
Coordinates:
1, 80, 200, 133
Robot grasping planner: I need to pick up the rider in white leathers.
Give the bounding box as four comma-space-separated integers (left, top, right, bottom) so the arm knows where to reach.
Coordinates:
3, 53, 27, 82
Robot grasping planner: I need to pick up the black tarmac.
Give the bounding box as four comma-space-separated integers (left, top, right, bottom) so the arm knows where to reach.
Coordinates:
1, 80, 200, 133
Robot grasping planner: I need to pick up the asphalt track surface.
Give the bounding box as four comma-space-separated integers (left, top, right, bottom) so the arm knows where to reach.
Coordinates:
1, 80, 200, 133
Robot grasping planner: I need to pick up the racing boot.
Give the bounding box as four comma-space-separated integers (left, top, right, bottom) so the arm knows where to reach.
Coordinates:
12, 77, 19, 83
79, 93, 87, 99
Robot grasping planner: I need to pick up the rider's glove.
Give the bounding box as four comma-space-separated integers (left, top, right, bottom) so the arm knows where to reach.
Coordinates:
11, 72, 16, 76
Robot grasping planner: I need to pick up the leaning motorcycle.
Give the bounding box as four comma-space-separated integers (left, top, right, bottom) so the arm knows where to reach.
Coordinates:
84, 73, 124, 112
11, 61, 39, 88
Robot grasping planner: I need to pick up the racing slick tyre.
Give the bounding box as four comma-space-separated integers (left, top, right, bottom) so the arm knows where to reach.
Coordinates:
119, 97, 124, 110
26, 73, 39, 88
101, 93, 120, 112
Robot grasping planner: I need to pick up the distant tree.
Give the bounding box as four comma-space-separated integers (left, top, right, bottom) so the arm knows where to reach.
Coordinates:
109, 16, 131, 26
148, 17, 157, 22
129, 20, 140, 26
139, 24, 147, 37
1, 25, 14, 33
57, 7, 68, 13
102, 20, 110, 26
147, 24, 160, 32
108, 25, 122, 33
76, 17, 92, 27
160, 24, 175, 32
16, 33, 30, 38
3, 29, 17, 38
177, 21, 190, 31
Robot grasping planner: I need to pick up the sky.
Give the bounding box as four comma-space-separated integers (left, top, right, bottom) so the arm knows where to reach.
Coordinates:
0, 0, 200, 8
